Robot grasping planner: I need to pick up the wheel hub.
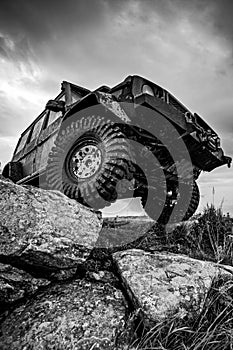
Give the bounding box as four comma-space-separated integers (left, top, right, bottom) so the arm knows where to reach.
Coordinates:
71, 145, 102, 179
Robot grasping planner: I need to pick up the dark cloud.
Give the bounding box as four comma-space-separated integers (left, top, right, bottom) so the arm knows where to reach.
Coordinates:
1, 0, 232, 83
0, 0, 126, 82
211, 0, 233, 45
138, 0, 233, 52
0, 37, 9, 59
0, 47, 8, 59
1, 0, 232, 49
0, 0, 110, 43
0, 32, 37, 78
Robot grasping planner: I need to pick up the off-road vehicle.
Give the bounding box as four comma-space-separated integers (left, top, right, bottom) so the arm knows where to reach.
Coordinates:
3, 75, 231, 223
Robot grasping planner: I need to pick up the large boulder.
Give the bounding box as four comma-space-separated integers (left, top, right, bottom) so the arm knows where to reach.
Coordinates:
113, 249, 233, 327
0, 177, 102, 275
0, 279, 130, 350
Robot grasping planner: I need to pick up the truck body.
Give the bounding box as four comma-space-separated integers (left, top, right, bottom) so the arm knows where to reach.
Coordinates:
3, 75, 231, 223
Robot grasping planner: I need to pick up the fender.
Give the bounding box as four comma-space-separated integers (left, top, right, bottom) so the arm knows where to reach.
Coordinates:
63, 91, 131, 123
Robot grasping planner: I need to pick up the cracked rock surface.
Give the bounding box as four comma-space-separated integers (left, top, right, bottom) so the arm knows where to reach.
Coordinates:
0, 178, 102, 274
113, 249, 233, 326
0, 263, 49, 306
0, 279, 129, 350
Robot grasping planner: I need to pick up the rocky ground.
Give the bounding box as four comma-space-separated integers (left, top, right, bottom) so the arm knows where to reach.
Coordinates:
0, 176, 233, 349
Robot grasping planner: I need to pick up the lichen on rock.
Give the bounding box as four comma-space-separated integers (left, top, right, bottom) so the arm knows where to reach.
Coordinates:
0, 279, 129, 350
0, 263, 49, 307
113, 249, 233, 326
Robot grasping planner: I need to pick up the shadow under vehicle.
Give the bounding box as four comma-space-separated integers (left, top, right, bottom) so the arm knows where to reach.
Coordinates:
3, 75, 232, 224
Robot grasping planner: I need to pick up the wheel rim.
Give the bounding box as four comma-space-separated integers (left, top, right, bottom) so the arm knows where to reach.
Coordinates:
70, 144, 102, 179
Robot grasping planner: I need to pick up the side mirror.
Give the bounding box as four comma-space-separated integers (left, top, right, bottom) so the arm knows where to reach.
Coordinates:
225, 156, 232, 168
46, 100, 65, 113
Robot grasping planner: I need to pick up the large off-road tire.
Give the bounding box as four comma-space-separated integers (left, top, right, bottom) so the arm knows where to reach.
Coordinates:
141, 180, 200, 224
46, 115, 134, 209
131, 142, 174, 225
133, 165, 170, 224
2, 161, 23, 183
181, 181, 200, 221
139, 182, 172, 225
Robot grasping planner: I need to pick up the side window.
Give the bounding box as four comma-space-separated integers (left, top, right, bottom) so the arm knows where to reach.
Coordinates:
111, 88, 123, 99
71, 91, 82, 104
47, 94, 65, 126
155, 87, 164, 99
47, 110, 63, 126
30, 114, 46, 141
15, 130, 30, 154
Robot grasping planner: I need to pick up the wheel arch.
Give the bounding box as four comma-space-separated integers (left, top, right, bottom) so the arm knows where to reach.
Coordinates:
63, 91, 132, 125
2, 161, 23, 183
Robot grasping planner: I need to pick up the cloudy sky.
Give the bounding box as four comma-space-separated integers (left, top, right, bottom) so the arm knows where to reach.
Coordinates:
0, 0, 232, 216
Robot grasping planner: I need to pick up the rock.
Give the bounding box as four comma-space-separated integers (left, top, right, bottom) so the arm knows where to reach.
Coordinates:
46, 267, 81, 281
0, 178, 102, 274
86, 270, 120, 288
0, 279, 130, 350
0, 263, 49, 306
113, 249, 233, 327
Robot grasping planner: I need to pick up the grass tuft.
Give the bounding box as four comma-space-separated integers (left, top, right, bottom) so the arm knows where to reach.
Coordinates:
129, 276, 233, 350
146, 204, 233, 264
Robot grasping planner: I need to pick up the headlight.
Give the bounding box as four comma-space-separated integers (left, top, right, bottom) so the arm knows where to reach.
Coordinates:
185, 112, 193, 123
216, 137, 221, 148
142, 84, 154, 96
